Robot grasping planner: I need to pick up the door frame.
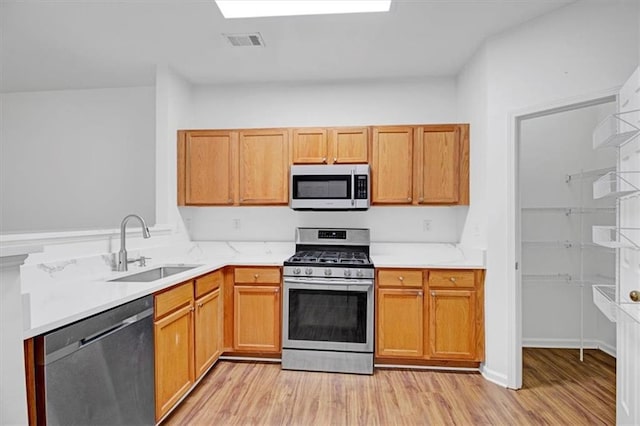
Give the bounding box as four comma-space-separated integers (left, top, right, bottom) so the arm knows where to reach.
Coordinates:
508, 89, 618, 389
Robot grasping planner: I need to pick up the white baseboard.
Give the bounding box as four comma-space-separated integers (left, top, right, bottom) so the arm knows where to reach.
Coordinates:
479, 364, 509, 388
523, 338, 616, 358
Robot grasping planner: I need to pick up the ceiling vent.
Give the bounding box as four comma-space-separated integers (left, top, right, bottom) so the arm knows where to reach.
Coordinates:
223, 32, 265, 47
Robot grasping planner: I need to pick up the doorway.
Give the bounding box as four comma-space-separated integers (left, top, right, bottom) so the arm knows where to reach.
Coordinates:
513, 93, 618, 387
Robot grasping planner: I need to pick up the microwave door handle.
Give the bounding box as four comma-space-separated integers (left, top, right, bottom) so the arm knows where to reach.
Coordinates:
351, 169, 355, 206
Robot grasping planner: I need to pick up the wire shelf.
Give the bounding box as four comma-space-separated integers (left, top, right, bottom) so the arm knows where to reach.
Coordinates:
592, 285, 617, 322
593, 171, 640, 199
592, 226, 640, 249
592, 109, 640, 149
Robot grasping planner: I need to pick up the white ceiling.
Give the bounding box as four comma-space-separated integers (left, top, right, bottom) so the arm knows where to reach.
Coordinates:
0, 0, 576, 93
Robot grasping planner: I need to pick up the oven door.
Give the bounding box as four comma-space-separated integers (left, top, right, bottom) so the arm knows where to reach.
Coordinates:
283, 277, 374, 353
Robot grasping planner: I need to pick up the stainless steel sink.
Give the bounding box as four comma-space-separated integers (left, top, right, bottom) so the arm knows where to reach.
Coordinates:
109, 265, 201, 282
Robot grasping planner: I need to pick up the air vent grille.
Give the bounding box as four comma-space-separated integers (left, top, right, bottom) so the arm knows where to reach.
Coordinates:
223, 32, 265, 47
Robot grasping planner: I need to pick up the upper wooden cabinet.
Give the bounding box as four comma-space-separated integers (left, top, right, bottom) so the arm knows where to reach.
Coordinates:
415, 125, 469, 204
238, 129, 289, 205
371, 126, 414, 204
371, 124, 469, 206
178, 123, 468, 207
178, 130, 237, 206
292, 127, 369, 164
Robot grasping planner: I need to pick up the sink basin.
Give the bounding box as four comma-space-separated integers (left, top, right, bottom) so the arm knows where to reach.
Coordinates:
109, 265, 201, 282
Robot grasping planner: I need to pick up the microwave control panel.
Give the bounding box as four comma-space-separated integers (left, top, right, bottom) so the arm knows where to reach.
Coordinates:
355, 175, 368, 199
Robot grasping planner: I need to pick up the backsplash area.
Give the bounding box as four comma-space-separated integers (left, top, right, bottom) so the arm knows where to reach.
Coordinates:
180, 206, 468, 243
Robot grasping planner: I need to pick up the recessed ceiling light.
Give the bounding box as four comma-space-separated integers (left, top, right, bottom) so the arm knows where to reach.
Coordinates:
215, 0, 392, 19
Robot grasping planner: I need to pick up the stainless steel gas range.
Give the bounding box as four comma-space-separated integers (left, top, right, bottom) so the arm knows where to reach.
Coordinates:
282, 227, 374, 375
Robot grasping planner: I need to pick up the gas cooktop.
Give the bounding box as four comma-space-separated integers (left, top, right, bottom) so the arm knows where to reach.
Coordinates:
285, 250, 372, 267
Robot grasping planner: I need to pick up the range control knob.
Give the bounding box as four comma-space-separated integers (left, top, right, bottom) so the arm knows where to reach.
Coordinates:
305, 268, 313, 276
344, 269, 352, 277
324, 268, 332, 276
356, 269, 364, 278
293, 267, 301, 275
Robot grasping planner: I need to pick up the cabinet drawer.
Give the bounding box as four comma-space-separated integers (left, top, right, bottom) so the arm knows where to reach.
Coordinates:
195, 270, 222, 299
234, 267, 281, 284
155, 282, 194, 319
427, 270, 475, 288
377, 269, 422, 288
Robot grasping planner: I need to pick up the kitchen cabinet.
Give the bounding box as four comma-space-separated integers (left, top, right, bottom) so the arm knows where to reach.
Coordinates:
194, 271, 223, 379
154, 282, 194, 421
238, 129, 289, 204
154, 270, 223, 421
177, 130, 237, 205
233, 267, 281, 353
376, 269, 424, 358
371, 126, 414, 203
375, 268, 484, 364
292, 127, 369, 164
415, 125, 469, 204
426, 270, 484, 361
371, 124, 469, 205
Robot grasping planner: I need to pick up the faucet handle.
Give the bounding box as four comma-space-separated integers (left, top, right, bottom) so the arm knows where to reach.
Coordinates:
127, 256, 151, 267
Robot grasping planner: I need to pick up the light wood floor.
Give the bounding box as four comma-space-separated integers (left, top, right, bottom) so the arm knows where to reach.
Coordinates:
164, 348, 615, 425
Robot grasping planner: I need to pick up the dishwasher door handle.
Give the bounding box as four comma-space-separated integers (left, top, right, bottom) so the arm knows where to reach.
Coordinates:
45, 307, 153, 365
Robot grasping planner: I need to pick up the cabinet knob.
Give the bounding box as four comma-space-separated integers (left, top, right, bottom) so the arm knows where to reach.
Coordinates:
398, 276, 404, 282
333, 157, 337, 163
322, 157, 327, 164
254, 273, 259, 279
275, 288, 280, 293
450, 277, 457, 283
407, 197, 412, 202
431, 291, 436, 296
630, 290, 639, 302
417, 291, 423, 297
419, 197, 424, 202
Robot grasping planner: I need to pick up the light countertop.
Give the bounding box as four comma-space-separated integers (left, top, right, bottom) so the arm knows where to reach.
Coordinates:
21, 241, 485, 339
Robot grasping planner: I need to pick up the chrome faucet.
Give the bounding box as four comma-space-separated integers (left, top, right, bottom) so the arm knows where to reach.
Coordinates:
117, 214, 151, 272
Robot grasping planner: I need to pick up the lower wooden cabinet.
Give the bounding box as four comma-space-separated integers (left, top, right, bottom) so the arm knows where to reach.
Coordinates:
377, 288, 424, 358
428, 289, 477, 360
232, 267, 281, 353
154, 300, 194, 421
234, 285, 281, 352
375, 268, 485, 364
194, 287, 221, 378
154, 270, 223, 422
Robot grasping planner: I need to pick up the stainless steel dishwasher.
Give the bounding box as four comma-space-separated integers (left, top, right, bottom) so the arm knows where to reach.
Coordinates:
36, 295, 155, 425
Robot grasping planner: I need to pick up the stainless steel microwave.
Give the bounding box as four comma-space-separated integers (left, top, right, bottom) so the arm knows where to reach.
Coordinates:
290, 164, 370, 210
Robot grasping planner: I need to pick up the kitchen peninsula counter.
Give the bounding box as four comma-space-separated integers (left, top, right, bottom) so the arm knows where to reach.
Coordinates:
19, 241, 485, 339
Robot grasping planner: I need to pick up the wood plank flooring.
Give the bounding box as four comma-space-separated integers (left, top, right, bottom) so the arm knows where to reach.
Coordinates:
164, 348, 615, 425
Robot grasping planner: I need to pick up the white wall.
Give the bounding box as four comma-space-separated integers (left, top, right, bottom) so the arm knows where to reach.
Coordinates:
181, 77, 466, 243
458, 0, 639, 387
0, 87, 156, 233
520, 102, 617, 353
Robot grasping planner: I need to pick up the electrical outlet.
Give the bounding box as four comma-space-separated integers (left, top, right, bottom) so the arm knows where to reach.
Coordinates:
233, 218, 241, 229
423, 219, 432, 232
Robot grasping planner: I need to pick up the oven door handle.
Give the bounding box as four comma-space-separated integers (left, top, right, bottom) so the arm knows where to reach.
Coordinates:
284, 277, 373, 287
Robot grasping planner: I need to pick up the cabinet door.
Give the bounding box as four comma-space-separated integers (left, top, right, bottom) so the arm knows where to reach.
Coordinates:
330, 127, 369, 164
292, 128, 328, 164
371, 126, 414, 204
234, 285, 281, 352
180, 131, 236, 205
377, 288, 424, 358
194, 288, 221, 379
415, 125, 469, 205
154, 304, 194, 421
238, 129, 289, 204
428, 289, 477, 360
